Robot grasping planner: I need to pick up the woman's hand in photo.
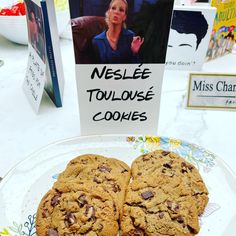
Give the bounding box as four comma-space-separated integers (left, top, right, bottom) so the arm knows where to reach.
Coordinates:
131, 36, 144, 54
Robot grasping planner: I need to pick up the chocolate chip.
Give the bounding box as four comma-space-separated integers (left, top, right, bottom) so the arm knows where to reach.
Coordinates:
181, 162, 188, 173
159, 212, 164, 219
188, 165, 194, 171
182, 162, 187, 167
47, 229, 58, 236
142, 154, 149, 161
113, 202, 117, 213
141, 191, 154, 200
42, 209, 49, 218
176, 216, 184, 223
162, 168, 166, 173
51, 193, 61, 207
98, 165, 112, 173
137, 172, 142, 176
112, 183, 121, 192
163, 163, 172, 169
81, 159, 88, 164
166, 201, 180, 212
161, 168, 175, 177
93, 176, 102, 184
166, 200, 172, 209
64, 212, 76, 227
162, 151, 170, 156
187, 225, 197, 234
85, 205, 96, 220
174, 203, 180, 211
121, 168, 128, 173
78, 194, 87, 207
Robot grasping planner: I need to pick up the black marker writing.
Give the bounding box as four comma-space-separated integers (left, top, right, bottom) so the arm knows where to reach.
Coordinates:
87, 87, 155, 102
91, 64, 152, 80
93, 111, 147, 122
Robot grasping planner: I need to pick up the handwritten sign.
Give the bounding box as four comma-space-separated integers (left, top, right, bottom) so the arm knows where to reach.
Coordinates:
76, 64, 164, 135
23, 45, 46, 113
187, 73, 236, 109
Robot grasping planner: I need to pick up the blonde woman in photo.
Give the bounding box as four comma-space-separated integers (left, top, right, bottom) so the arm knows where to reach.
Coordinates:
92, 0, 144, 64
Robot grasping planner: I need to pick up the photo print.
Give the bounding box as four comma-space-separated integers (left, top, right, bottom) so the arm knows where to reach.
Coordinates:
69, 0, 174, 64
25, 0, 46, 62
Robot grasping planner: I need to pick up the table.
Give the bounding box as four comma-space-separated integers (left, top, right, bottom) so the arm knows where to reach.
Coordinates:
0, 35, 236, 180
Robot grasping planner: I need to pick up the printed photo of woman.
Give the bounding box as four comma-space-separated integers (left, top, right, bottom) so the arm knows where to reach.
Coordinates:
70, 0, 174, 64
25, 0, 46, 62
92, 0, 144, 63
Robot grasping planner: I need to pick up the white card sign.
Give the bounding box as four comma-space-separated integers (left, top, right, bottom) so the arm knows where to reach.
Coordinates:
23, 0, 64, 113
187, 73, 236, 109
23, 45, 46, 113
76, 64, 164, 135
69, 0, 175, 135
165, 5, 216, 71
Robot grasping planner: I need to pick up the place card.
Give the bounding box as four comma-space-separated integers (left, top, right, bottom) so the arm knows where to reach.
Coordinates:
76, 64, 164, 135
23, 0, 64, 113
23, 46, 46, 113
165, 5, 216, 71
69, 0, 175, 135
187, 73, 236, 109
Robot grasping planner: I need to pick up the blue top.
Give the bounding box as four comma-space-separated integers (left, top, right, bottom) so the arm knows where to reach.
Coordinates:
92, 28, 139, 64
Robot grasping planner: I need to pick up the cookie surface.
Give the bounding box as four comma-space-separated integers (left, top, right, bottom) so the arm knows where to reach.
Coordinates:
36, 182, 119, 236
120, 176, 200, 236
57, 154, 131, 216
58, 154, 130, 185
131, 150, 209, 215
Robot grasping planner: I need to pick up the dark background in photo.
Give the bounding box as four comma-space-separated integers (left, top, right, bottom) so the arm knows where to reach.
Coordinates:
69, 0, 174, 64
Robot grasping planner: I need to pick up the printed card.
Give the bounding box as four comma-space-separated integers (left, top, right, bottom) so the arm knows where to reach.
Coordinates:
187, 73, 236, 109
166, 5, 216, 71
23, 0, 46, 113
69, 0, 174, 135
23, 0, 64, 112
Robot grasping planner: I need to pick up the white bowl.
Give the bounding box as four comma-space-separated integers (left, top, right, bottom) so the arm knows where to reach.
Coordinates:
0, 10, 70, 45
0, 15, 28, 45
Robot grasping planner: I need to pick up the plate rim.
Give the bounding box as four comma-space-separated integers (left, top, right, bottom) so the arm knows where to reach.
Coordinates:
1, 134, 236, 187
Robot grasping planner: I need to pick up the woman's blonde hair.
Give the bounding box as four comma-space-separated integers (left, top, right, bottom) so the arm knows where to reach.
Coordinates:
105, 0, 128, 28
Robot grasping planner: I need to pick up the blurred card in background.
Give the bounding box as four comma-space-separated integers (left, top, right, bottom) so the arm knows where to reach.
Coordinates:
23, 0, 64, 113
206, 0, 236, 61
166, 5, 216, 71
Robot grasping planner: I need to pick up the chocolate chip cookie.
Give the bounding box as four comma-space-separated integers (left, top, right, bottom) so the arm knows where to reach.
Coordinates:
57, 154, 131, 216
120, 175, 200, 236
131, 150, 209, 215
36, 182, 119, 236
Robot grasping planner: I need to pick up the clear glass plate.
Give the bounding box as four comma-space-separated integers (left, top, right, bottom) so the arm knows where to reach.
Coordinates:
0, 135, 236, 236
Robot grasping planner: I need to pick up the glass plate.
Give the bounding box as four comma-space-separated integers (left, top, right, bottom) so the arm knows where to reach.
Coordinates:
0, 135, 236, 236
